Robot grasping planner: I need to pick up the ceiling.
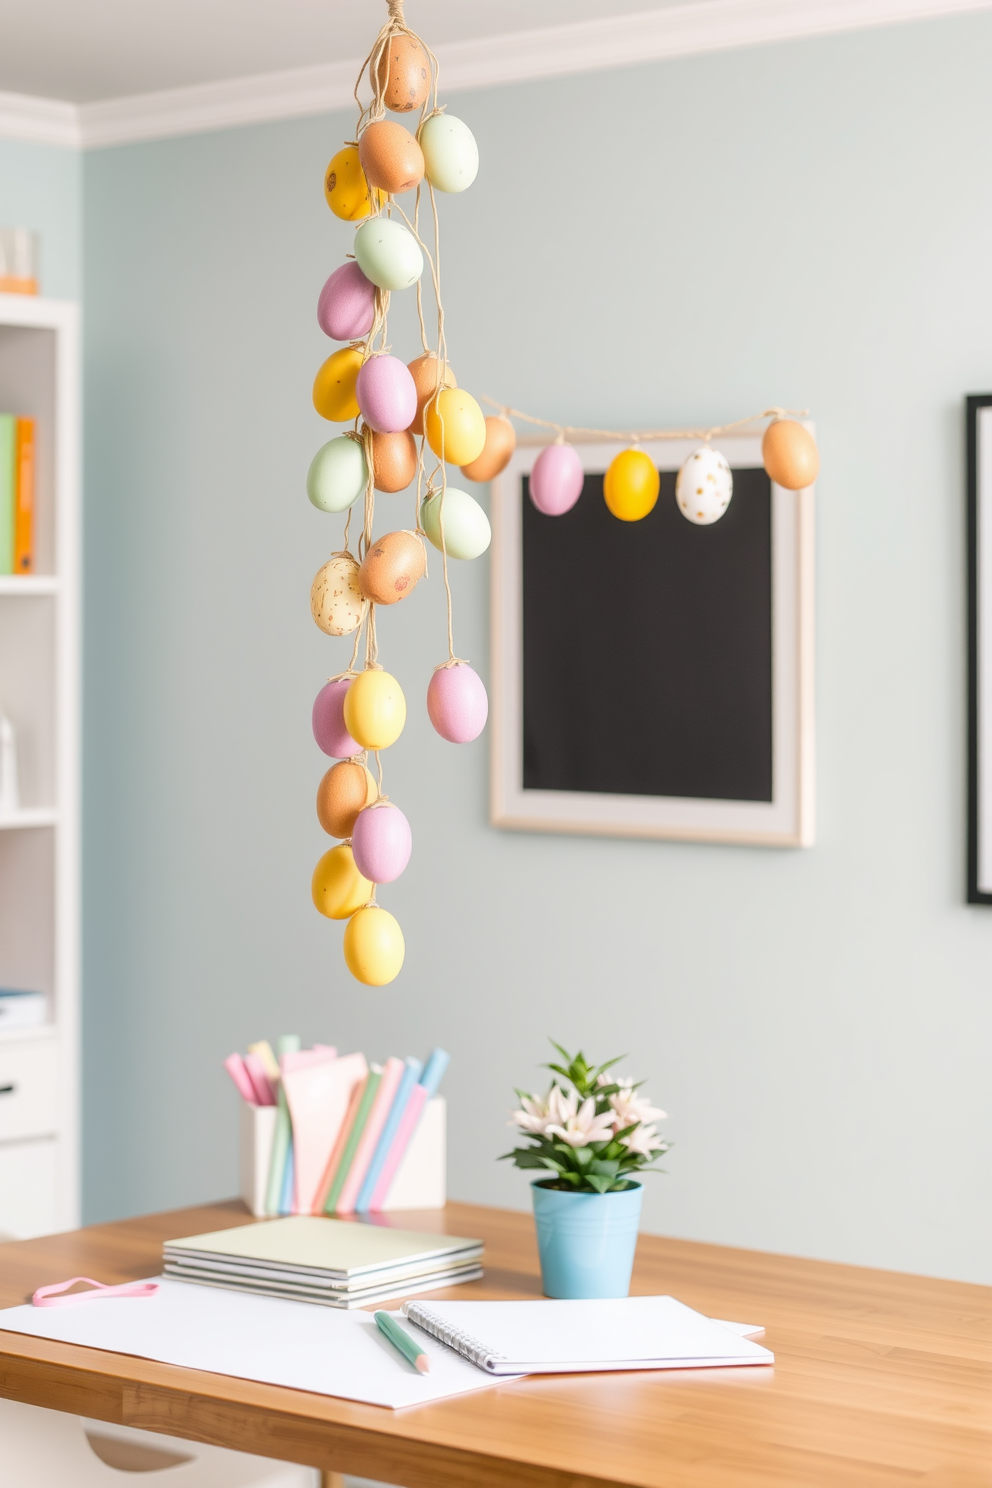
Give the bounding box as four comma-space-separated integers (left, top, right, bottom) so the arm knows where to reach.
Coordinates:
0, 0, 697, 104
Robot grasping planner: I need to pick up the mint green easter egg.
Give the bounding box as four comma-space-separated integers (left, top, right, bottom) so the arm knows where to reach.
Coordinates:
353, 218, 424, 291
419, 115, 479, 194
307, 435, 368, 514
419, 486, 491, 560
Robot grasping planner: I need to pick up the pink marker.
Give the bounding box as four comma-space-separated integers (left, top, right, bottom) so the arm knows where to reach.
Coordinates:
224, 1053, 257, 1104
243, 1052, 277, 1105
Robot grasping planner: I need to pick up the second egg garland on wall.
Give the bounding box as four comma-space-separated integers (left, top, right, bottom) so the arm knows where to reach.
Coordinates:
303, 0, 821, 990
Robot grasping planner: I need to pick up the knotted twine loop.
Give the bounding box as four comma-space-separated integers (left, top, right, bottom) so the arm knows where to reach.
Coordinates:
478, 397, 811, 446
435, 656, 469, 670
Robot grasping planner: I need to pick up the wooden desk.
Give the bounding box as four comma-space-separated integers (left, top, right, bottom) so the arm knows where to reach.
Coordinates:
0, 1201, 989, 1488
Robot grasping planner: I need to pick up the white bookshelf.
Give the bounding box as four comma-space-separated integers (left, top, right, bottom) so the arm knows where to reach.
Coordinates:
0, 294, 80, 1238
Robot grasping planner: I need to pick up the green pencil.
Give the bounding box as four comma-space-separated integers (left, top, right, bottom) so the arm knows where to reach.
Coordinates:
374, 1310, 430, 1374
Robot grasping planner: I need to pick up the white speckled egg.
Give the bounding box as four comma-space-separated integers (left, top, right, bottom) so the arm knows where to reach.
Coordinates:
418, 115, 479, 194
310, 553, 366, 636
675, 447, 733, 526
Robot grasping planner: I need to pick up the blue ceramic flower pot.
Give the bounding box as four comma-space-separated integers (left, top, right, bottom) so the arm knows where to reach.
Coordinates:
531, 1181, 643, 1299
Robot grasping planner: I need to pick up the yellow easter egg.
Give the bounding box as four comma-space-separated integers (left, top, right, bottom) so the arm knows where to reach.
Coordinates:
343, 669, 407, 749
311, 843, 373, 920
323, 145, 384, 222
344, 905, 405, 985
603, 449, 660, 522
313, 345, 364, 422
425, 388, 486, 467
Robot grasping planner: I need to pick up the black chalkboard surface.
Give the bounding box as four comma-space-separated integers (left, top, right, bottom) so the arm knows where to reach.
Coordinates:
521, 467, 773, 803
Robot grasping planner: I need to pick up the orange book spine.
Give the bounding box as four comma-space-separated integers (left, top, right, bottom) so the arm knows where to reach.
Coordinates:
14, 417, 34, 575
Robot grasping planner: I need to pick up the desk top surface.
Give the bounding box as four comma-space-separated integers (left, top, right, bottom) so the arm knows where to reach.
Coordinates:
0, 1200, 989, 1488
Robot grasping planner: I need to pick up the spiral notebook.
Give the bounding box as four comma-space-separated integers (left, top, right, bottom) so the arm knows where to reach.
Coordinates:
401, 1295, 774, 1375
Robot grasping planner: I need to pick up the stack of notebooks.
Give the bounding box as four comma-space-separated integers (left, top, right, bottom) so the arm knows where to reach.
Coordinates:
0, 415, 35, 575
163, 1215, 484, 1309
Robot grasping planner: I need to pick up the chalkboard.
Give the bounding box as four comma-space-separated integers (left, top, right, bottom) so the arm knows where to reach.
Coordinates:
490, 437, 814, 846
521, 467, 773, 803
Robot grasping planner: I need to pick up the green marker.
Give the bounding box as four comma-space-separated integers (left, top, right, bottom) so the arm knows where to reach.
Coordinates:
374, 1310, 430, 1374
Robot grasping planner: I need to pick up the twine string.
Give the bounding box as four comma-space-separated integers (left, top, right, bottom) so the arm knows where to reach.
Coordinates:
479, 398, 810, 445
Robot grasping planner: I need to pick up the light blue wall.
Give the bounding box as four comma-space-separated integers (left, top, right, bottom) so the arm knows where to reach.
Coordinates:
0, 140, 81, 299
82, 12, 992, 1283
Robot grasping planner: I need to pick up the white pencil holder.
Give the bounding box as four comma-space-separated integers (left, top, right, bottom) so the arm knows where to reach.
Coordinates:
239, 1096, 447, 1218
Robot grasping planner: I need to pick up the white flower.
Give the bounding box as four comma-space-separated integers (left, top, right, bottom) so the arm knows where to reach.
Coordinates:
609, 1078, 667, 1132
546, 1094, 616, 1149
509, 1086, 569, 1136
621, 1123, 664, 1158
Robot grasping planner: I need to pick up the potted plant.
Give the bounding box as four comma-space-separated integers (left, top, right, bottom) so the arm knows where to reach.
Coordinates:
501, 1042, 670, 1299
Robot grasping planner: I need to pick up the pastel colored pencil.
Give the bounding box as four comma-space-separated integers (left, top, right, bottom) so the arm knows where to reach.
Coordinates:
312, 1071, 367, 1213
243, 1052, 276, 1105
369, 1049, 449, 1210
223, 1053, 256, 1104
335, 1057, 404, 1215
356, 1057, 423, 1213
263, 1034, 300, 1216
247, 1040, 280, 1082
278, 1140, 295, 1215
323, 1066, 382, 1214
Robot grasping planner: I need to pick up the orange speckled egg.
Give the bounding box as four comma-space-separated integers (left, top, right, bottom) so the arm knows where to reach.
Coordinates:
367, 427, 418, 492
359, 529, 426, 605
359, 120, 424, 196
460, 416, 516, 482
310, 552, 366, 636
316, 760, 378, 838
762, 419, 820, 490
407, 353, 456, 435
373, 34, 430, 114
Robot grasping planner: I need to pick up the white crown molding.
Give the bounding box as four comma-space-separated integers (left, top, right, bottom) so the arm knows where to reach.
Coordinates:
0, 88, 79, 148
0, 0, 990, 151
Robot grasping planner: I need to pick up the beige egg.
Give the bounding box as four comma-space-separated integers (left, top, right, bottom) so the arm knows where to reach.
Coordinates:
373, 34, 430, 114
310, 553, 365, 636
316, 760, 378, 837
359, 529, 426, 605
460, 416, 516, 482
358, 120, 424, 196
407, 353, 456, 435
367, 426, 418, 492
762, 419, 819, 490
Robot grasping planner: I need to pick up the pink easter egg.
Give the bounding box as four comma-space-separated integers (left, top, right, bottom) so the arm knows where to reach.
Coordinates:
317, 261, 376, 341
427, 663, 489, 744
356, 355, 417, 434
312, 678, 360, 758
529, 443, 584, 516
352, 802, 412, 884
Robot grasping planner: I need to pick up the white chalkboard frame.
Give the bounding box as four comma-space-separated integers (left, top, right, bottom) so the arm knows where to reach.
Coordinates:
489, 434, 816, 847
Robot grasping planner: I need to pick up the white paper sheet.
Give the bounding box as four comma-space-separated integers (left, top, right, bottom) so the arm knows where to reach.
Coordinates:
0, 1277, 517, 1410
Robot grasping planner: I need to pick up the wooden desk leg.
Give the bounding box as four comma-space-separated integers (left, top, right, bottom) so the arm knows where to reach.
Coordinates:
320, 1473, 345, 1488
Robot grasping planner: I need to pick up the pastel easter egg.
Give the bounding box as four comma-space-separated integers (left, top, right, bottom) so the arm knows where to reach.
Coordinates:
343, 669, 407, 750
358, 530, 426, 606
317, 261, 376, 341
604, 449, 660, 522
316, 760, 378, 837
529, 443, 584, 515
427, 662, 488, 743
675, 447, 733, 525
407, 353, 456, 435
373, 33, 430, 113
356, 354, 418, 434
312, 844, 373, 920
312, 345, 364, 422
425, 387, 486, 466
354, 218, 424, 291
352, 802, 412, 884
419, 115, 479, 194
310, 553, 365, 636
312, 678, 360, 758
419, 486, 491, 560
359, 120, 425, 196
343, 905, 405, 985
762, 419, 819, 489
306, 436, 367, 514
323, 145, 384, 222
460, 416, 516, 482
368, 428, 417, 492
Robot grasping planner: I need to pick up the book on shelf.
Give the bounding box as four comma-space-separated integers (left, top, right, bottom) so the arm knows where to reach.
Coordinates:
0, 413, 35, 576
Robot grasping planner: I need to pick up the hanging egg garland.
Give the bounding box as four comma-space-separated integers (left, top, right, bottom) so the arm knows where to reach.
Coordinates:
304, 3, 820, 989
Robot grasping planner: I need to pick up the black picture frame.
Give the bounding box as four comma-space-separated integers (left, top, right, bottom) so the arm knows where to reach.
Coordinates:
966, 395, 992, 903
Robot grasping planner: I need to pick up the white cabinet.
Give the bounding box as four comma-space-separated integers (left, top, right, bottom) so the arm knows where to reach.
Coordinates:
0, 295, 80, 1237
